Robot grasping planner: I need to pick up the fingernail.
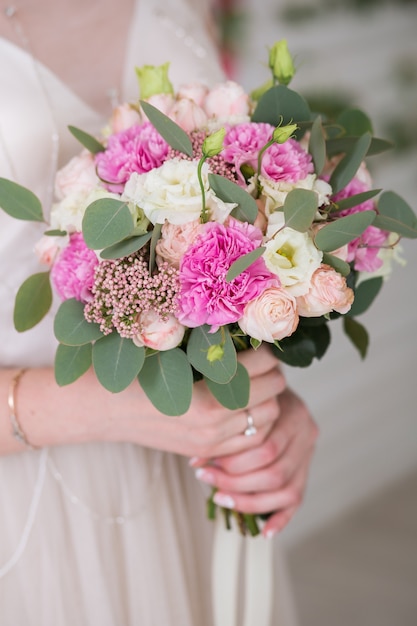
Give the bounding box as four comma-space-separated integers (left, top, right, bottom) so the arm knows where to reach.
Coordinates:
189, 457, 201, 467
264, 528, 278, 540
213, 493, 235, 509
195, 468, 216, 486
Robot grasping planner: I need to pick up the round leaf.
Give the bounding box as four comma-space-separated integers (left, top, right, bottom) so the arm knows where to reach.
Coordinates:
13, 272, 52, 332
54, 343, 92, 386
309, 116, 326, 175
93, 334, 145, 393
140, 101, 193, 157
283, 188, 318, 232
337, 108, 373, 136
329, 133, 372, 194
252, 85, 311, 134
68, 125, 105, 154
82, 198, 135, 250
314, 210, 375, 252
205, 362, 250, 410
343, 317, 369, 359
100, 232, 153, 259
54, 298, 103, 346
187, 326, 237, 384
272, 323, 330, 367
208, 173, 258, 224
138, 349, 193, 416
349, 277, 383, 317
0, 178, 44, 222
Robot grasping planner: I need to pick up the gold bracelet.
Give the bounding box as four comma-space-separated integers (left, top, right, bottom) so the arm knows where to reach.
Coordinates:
8, 369, 38, 450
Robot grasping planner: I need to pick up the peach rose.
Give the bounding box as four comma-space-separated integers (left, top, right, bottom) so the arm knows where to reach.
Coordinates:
110, 103, 141, 133
133, 310, 185, 351
54, 151, 99, 200
34, 235, 67, 267
144, 93, 175, 116
296, 264, 354, 317
170, 98, 208, 133
156, 219, 202, 269
204, 81, 250, 118
238, 287, 299, 343
177, 82, 208, 107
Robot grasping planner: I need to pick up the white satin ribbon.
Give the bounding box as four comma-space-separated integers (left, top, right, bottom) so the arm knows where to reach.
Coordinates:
212, 515, 274, 626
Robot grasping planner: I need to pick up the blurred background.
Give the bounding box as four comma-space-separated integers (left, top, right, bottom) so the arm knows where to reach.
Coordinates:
214, 1, 417, 623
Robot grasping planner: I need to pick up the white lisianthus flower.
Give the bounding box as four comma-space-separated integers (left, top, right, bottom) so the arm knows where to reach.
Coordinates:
356, 232, 406, 286
123, 158, 236, 225
264, 213, 323, 296
255, 173, 332, 216
50, 188, 122, 233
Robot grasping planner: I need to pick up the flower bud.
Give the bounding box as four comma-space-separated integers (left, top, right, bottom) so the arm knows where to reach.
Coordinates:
202, 127, 226, 158
207, 344, 224, 362
135, 63, 174, 100
268, 40, 295, 86
272, 123, 298, 144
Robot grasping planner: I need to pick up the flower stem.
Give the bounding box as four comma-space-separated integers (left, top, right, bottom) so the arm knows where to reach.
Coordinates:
197, 156, 208, 223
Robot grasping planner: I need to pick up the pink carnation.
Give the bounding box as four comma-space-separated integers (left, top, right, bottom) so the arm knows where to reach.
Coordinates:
95, 122, 169, 193
222, 122, 274, 182
51, 232, 98, 303
261, 139, 314, 183
332, 176, 389, 272
177, 218, 279, 331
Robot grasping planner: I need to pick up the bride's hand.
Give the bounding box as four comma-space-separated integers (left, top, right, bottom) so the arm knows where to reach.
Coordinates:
192, 387, 318, 537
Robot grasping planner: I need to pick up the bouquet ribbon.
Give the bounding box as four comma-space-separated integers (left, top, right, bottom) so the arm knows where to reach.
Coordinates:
212, 516, 274, 626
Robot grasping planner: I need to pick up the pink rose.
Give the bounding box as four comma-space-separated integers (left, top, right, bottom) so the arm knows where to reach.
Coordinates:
110, 103, 141, 133
156, 220, 202, 269
178, 218, 278, 331
238, 287, 299, 342
169, 98, 208, 132
55, 151, 99, 200
177, 83, 208, 107
204, 81, 250, 118
34, 235, 66, 267
296, 264, 354, 317
132, 310, 185, 351
144, 93, 175, 116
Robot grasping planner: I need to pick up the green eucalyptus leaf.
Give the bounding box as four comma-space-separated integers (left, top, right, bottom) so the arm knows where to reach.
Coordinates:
92, 334, 145, 393
251, 85, 311, 136
149, 223, 162, 274
13, 272, 52, 332
322, 253, 351, 277
205, 362, 250, 410
331, 189, 381, 212
330, 133, 372, 194
54, 343, 92, 386
337, 108, 373, 136
187, 325, 237, 384
138, 349, 193, 416
326, 136, 392, 157
283, 188, 318, 232
100, 232, 152, 259
373, 191, 417, 238
44, 229, 67, 237
343, 316, 369, 359
54, 298, 103, 346
309, 116, 326, 175
140, 100, 193, 157
271, 322, 330, 367
314, 210, 375, 252
349, 277, 383, 317
82, 198, 134, 249
208, 173, 258, 224
0, 178, 44, 222
68, 125, 105, 154
226, 247, 266, 283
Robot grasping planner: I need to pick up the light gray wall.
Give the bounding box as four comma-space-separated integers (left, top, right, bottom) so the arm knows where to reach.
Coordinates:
239, 0, 417, 545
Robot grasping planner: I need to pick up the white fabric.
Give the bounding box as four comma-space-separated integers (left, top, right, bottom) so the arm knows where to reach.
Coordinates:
0, 2, 298, 624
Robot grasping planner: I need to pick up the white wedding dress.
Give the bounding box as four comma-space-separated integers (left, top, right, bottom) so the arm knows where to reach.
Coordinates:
0, 2, 297, 624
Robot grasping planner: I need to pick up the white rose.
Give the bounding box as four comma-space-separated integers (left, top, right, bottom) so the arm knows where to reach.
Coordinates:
264, 215, 323, 296
123, 158, 236, 225
132, 310, 185, 351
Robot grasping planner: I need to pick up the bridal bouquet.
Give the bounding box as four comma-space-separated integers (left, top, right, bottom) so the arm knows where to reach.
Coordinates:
1, 41, 416, 530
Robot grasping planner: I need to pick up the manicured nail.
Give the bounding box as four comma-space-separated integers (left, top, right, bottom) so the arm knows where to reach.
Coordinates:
195, 468, 216, 485
264, 528, 278, 539
189, 457, 201, 467
213, 493, 235, 509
